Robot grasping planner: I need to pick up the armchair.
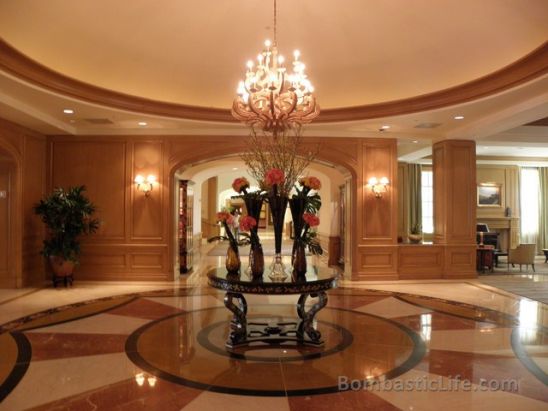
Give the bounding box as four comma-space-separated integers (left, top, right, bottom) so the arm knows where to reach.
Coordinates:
507, 244, 536, 272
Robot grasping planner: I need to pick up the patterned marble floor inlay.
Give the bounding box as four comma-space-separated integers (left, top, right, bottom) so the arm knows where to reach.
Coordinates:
0, 286, 546, 410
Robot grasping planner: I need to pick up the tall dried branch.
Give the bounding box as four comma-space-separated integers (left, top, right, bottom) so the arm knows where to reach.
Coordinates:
241, 126, 321, 196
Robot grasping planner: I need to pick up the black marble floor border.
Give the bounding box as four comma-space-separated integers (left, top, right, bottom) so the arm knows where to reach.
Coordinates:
0, 332, 31, 402
510, 327, 548, 385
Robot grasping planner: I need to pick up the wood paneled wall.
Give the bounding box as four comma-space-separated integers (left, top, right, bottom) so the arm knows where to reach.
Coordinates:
0, 122, 479, 285
48, 137, 169, 280
0, 118, 46, 287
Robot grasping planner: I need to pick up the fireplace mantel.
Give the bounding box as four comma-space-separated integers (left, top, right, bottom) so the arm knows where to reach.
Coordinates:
477, 217, 519, 250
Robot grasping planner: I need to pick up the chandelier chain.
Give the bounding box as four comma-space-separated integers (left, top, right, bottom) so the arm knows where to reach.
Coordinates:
273, 0, 277, 45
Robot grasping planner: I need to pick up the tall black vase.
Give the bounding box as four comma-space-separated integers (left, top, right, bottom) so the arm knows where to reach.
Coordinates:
268, 194, 289, 280
289, 197, 307, 261
244, 197, 264, 239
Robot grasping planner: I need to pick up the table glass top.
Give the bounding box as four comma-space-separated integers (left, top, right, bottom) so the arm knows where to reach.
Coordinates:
207, 266, 338, 285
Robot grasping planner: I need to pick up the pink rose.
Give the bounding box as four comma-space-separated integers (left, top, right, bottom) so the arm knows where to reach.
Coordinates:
303, 212, 320, 227
265, 168, 285, 186
232, 177, 250, 193
239, 216, 257, 231
216, 211, 233, 224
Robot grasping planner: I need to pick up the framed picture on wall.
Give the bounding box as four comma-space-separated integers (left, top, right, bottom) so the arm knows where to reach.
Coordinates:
477, 183, 502, 207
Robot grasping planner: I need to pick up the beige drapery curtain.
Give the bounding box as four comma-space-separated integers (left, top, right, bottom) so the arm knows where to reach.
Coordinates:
407, 164, 422, 232
538, 167, 548, 252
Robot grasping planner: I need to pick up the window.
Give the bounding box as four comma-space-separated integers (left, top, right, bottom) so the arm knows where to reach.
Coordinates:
421, 170, 433, 234
520, 168, 539, 244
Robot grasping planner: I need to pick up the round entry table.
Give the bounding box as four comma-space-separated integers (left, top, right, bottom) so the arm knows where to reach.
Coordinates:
207, 267, 338, 349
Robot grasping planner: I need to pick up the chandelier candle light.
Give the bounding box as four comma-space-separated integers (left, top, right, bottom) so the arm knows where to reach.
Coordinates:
232, 0, 319, 135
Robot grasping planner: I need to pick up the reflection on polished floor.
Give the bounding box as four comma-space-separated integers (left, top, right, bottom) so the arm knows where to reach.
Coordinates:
0, 257, 547, 410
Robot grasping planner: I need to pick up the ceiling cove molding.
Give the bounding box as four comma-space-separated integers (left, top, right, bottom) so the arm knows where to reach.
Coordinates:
0, 39, 547, 123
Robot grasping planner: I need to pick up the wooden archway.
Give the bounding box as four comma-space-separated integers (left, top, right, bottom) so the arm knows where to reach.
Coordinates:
167, 136, 359, 277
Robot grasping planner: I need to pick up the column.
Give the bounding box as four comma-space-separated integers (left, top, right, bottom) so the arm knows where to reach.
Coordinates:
433, 139, 477, 278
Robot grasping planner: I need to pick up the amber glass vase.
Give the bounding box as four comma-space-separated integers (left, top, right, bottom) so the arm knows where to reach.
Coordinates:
249, 244, 265, 278
225, 244, 241, 273
293, 241, 307, 277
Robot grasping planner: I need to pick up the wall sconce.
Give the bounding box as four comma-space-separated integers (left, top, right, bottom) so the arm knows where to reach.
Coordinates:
135, 174, 157, 197
367, 176, 389, 198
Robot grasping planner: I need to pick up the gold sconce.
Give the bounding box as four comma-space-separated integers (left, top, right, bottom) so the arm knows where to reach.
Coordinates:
367, 176, 389, 198
135, 174, 157, 197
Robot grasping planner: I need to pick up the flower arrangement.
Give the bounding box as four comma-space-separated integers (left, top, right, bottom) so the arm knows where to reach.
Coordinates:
299, 212, 323, 256
265, 168, 285, 187
239, 216, 260, 247
207, 211, 238, 247
299, 176, 321, 191
303, 212, 320, 228
232, 177, 250, 194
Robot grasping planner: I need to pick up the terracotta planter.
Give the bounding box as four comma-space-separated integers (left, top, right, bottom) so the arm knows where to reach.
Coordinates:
49, 256, 75, 277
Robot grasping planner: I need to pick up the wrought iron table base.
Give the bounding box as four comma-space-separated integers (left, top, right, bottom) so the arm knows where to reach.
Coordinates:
223, 291, 328, 349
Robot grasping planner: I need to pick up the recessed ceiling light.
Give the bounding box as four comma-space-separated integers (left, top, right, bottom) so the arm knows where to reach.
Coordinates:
454, 115, 464, 120
138, 122, 147, 126
63, 109, 74, 114
412, 140, 418, 144
232, 167, 238, 171
381, 125, 390, 129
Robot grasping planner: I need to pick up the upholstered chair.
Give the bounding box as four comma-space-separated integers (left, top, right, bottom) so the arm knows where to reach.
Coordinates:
507, 244, 536, 272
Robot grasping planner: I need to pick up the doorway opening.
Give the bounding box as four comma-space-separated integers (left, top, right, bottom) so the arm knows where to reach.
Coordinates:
172, 155, 352, 279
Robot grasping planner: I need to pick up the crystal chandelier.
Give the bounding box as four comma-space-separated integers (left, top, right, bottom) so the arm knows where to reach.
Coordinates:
231, 0, 320, 135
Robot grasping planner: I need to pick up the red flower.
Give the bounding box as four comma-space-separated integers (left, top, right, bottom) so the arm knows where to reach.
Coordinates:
239, 216, 257, 231
265, 168, 285, 186
232, 177, 250, 193
299, 176, 321, 190
216, 211, 233, 225
303, 213, 320, 227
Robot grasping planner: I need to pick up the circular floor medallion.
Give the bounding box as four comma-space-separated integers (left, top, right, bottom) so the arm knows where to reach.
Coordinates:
126, 305, 425, 396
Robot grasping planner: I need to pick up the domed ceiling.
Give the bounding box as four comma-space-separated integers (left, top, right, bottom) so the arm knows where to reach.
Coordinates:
0, 0, 546, 114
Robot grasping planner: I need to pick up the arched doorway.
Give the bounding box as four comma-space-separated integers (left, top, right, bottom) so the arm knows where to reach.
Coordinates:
0, 142, 22, 288
169, 154, 354, 279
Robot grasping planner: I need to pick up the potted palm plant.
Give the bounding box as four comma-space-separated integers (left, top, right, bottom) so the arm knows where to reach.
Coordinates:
34, 186, 100, 287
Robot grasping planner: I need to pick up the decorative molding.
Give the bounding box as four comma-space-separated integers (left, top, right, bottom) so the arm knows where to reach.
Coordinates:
0, 39, 546, 122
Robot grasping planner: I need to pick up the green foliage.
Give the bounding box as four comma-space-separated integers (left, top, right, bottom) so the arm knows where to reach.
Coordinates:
302, 231, 323, 255
34, 186, 100, 263
410, 223, 422, 235
305, 193, 322, 213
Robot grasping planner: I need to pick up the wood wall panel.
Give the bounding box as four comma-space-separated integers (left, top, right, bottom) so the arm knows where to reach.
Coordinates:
361, 142, 397, 242
355, 246, 398, 280
131, 141, 164, 240
0, 118, 46, 287
0, 162, 11, 276
51, 140, 127, 240
398, 245, 444, 279
22, 135, 46, 284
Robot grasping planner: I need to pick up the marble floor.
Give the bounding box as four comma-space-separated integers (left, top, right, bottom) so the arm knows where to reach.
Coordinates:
0, 255, 547, 410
